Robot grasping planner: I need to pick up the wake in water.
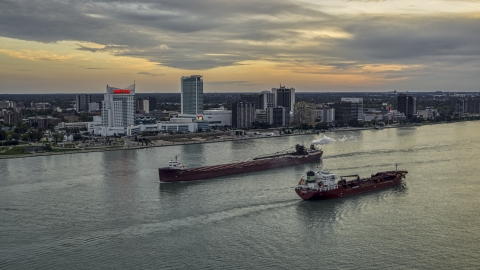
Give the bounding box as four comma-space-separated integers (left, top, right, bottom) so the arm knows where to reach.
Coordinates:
312, 135, 358, 145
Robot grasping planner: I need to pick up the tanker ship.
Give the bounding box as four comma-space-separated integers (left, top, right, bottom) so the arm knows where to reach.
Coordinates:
295, 167, 408, 200
159, 144, 323, 183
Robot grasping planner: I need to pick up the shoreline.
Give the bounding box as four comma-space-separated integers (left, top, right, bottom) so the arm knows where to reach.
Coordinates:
0, 122, 459, 159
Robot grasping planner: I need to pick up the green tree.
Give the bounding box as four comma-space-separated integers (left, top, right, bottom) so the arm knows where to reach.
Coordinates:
22, 133, 30, 141
73, 134, 82, 141
52, 133, 63, 144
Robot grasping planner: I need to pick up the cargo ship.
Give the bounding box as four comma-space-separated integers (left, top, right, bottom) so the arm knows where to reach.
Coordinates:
158, 144, 323, 183
295, 167, 408, 200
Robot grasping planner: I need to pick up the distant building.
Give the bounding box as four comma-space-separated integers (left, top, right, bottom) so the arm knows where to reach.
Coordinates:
417, 109, 438, 119
232, 102, 256, 129
293, 102, 316, 125
147, 97, 157, 111
88, 102, 100, 112
320, 107, 335, 123
240, 93, 261, 109
255, 109, 267, 123
136, 98, 148, 114
455, 99, 467, 115
259, 91, 275, 109
335, 98, 363, 122
266, 107, 290, 127
203, 108, 232, 128
63, 115, 80, 122
272, 86, 295, 112
136, 97, 157, 114
2, 109, 21, 125
27, 117, 62, 129
397, 94, 416, 119
98, 84, 135, 136
0, 100, 16, 109
181, 75, 203, 115
31, 102, 51, 110
76, 94, 91, 112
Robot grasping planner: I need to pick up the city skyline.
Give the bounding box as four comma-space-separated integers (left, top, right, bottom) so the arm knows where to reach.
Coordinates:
1, 0, 480, 94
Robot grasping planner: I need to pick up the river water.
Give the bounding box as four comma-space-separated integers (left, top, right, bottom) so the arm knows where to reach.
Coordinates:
1, 122, 480, 269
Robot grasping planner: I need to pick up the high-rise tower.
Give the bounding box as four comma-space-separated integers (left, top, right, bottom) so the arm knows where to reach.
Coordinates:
271, 86, 295, 112
76, 94, 91, 112
181, 75, 204, 115
100, 84, 135, 136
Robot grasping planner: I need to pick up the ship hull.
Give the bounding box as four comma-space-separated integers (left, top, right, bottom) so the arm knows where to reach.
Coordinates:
159, 151, 322, 182
295, 171, 406, 200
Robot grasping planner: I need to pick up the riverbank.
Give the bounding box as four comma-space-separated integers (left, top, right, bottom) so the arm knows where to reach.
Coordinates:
0, 122, 454, 159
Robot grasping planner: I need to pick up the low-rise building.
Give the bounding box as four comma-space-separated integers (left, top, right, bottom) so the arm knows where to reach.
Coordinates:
417, 109, 438, 119
203, 108, 232, 127
27, 116, 61, 128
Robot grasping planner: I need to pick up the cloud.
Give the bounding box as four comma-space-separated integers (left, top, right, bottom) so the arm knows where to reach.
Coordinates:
340, 15, 480, 63
0, 48, 72, 61
137, 71, 164, 76
0, 0, 480, 91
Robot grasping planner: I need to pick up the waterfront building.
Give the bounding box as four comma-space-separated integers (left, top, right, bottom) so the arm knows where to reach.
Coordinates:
76, 94, 91, 112
255, 109, 267, 123
266, 107, 290, 127
397, 94, 417, 119
271, 86, 295, 112
417, 109, 439, 119
335, 98, 363, 122
203, 108, 232, 128
293, 102, 316, 125
126, 120, 210, 136
320, 107, 335, 123
232, 102, 256, 129
466, 97, 480, 114
99, 84, 135, 136
181, 75, 203, 115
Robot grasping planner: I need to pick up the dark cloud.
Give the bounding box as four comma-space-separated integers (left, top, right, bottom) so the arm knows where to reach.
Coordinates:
339, 15, 480, 63
1, 0, 480, 82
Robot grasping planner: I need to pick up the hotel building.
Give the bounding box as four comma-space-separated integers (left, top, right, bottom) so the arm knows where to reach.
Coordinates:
98, 85, 135, 136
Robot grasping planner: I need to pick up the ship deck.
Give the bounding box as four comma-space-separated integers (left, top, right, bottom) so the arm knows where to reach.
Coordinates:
187, 157, 289, 172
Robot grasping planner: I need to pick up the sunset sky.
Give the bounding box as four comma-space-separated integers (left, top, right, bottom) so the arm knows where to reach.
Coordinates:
1, 0, 480, 93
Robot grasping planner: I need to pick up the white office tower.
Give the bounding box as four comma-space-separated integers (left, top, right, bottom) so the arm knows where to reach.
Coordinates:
271, 86, 295, 112
181, 75, 203, 115
99, 84, 135, 136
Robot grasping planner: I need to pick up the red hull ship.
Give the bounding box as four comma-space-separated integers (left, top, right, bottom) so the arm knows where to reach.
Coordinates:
295, 168, 408, 200
159, 145, 323, 183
